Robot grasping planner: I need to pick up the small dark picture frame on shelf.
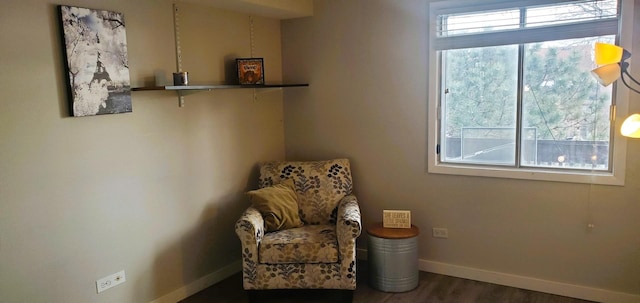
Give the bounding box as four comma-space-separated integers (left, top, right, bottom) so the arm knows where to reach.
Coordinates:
236, 58, 264, 85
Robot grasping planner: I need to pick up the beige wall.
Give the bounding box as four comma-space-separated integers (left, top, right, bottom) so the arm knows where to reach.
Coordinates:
0, 0, 285, 302
282, 0, 640, 297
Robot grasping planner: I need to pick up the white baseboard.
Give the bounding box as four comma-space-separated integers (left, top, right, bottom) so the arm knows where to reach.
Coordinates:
149, 253, 640, 303
420, 259, 640, 303
149, 260, 242, 303
356, 248, 638, 303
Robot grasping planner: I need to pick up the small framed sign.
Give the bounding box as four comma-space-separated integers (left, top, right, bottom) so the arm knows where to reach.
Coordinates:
383, 210, 411, 228
236, 58, 264, 85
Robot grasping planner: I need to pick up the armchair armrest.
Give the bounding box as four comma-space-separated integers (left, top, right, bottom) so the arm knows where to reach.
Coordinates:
235, 206, 264, 264
336, 195, 362, 245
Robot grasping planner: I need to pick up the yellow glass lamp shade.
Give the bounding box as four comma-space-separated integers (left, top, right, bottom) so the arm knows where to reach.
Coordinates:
591, 64, 621, 86
590, 43, 631, 86
621, 114, 640, 138
594, 42, 625, 65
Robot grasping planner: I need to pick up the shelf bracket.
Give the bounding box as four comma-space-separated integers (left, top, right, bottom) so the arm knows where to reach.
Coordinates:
174, 3, 185, 107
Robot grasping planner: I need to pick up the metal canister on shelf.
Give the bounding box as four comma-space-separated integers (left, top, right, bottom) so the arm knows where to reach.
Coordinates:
173, 71, 189, 86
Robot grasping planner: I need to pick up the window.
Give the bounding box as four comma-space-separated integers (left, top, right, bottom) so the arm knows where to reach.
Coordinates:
428, 0, 632, 185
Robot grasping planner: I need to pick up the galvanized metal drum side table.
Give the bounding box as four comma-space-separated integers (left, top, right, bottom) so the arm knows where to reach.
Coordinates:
366, 222, 420, 292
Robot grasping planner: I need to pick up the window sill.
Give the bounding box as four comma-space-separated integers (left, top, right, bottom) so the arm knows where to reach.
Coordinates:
427, 162, 625, 186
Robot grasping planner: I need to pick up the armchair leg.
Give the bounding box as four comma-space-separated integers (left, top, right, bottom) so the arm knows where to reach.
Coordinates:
246, 289, 352, 303
341, 290, 354, 303
246, 290, 260, 303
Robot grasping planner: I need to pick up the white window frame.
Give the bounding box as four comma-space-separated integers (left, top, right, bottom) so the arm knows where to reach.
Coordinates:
427, 0, 634, 186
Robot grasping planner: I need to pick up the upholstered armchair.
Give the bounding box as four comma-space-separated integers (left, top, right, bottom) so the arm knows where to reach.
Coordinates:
235, 159, 362, 296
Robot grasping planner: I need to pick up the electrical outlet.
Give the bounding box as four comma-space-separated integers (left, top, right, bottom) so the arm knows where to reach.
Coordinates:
432, 227, 449, 238
96, 270, 126, 293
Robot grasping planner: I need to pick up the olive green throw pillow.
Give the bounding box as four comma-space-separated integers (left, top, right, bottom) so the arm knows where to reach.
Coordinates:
247, 178, 304, 232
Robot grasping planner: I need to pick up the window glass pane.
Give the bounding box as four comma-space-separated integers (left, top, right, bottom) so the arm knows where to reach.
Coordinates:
520, 36, 615, 170
439, 9, 520, 37
526, 0, 618, 28
438, 0, 618, 37
441, 45, 519, 165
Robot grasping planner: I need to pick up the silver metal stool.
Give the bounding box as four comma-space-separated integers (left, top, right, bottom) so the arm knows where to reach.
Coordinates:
367, 223, 420, 292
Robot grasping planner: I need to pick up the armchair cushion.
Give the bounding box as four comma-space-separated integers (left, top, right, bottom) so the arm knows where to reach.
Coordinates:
259, 225, 339, 264
247, 179, 304, 232
258, 159, 353, 225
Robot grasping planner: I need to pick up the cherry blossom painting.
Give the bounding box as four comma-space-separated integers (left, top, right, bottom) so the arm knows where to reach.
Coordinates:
59, 5, 131, 117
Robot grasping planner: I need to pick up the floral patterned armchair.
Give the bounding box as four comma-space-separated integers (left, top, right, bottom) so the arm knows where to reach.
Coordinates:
235, 159, 362, 295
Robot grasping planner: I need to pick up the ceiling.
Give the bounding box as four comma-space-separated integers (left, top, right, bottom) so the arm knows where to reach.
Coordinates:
178, 0, 313, 19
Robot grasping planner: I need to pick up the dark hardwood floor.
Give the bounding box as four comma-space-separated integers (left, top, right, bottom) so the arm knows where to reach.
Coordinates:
179, 261, 596, 303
